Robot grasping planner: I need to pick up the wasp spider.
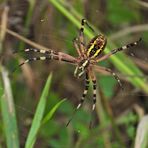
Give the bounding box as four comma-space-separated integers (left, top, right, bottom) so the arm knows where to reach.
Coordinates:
14, 19, 141, 126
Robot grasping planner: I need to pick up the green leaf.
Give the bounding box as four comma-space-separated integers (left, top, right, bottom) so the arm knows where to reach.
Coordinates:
42, 98, 66, 125
25, 74, 52, 148
0, 66, 19, 148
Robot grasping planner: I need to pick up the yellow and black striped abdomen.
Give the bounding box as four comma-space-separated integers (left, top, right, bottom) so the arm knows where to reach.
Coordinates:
86, 34, 107, 59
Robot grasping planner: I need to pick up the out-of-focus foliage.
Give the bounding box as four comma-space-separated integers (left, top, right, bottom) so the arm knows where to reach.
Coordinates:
107, 0, 141, 24
0, 0, 148, 147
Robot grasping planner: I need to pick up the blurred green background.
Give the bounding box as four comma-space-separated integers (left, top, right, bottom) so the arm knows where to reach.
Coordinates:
0, 0, 148, 148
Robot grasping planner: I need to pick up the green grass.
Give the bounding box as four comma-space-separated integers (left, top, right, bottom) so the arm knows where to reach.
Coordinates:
0, 71, 66, 147
25, 74, 52, 148
25, 74, 66, 148
0, 7, 19, 148
0, 66, 19, 148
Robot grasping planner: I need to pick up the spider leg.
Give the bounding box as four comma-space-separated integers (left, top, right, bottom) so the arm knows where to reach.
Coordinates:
12, 56, 52, 72
89, 68, 97, 111
73, 19, 94, 58
77, 72, 90, 109
89, 69, 97, 128
77, 19, 94, 58
96, 38, 142, 63
92, 79, 97, 111
79, 19, 94, 56
94, 65, 123, 89
66, 72, 90, 126
81, 19, 94, 32
12, 53, 77, 73
13, 48, 52, 54
73, 37, 82, 57
79, 19, 86, 57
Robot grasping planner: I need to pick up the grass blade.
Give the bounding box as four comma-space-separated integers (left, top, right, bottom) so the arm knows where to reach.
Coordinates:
0, 66, 19, 148
42, 98, 66, 125
25, 74, 52, 148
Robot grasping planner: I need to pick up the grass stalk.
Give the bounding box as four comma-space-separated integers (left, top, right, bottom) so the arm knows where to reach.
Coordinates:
0, 66, 20, 148
25, 74, 52, 148
0, 6, 19, 148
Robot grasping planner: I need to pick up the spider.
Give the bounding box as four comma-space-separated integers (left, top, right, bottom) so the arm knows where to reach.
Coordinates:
14, 19, 141, 126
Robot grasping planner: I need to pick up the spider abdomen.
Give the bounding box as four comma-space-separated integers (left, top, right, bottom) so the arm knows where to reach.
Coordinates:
87, 34, 107, 58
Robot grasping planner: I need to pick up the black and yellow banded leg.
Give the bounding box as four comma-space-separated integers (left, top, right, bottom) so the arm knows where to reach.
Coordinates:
76, 72, 90, 109
92, 79, 97, 111
73, 38, 82, 57
89, 70, 97, 129
20, 56, 52, 66
12, 56, 52, 72
13, 48, 52, 55
96, 38, 142, 62
79, 19, 94, 56
89, 70, 97, 111
79, 19, 86, 56
66, 72, 90, 127
80, 19, 94, 33
111, 37, 142, 55
105, 68, 123, 89
18, 55, 75, 66
95, 65, 123, 89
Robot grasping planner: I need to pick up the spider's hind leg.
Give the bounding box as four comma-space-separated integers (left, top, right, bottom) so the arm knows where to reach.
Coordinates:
66, 72, 90, 126
105, 68, 123, 90
88, 70, 97, 128
77, 72, 90, 109
94, 65, 123, 90
92, 79, 97, 111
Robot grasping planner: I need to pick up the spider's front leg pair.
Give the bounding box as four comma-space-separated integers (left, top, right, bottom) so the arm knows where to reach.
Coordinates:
73, 19, 94, 78
73, 18, 94, 58
13, 48, 77, 72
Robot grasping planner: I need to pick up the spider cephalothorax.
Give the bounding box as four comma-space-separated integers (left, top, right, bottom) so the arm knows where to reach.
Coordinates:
14, 19, 141, 126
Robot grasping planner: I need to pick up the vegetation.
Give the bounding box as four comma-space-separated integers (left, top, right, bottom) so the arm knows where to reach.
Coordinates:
0, 0, 148, 147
